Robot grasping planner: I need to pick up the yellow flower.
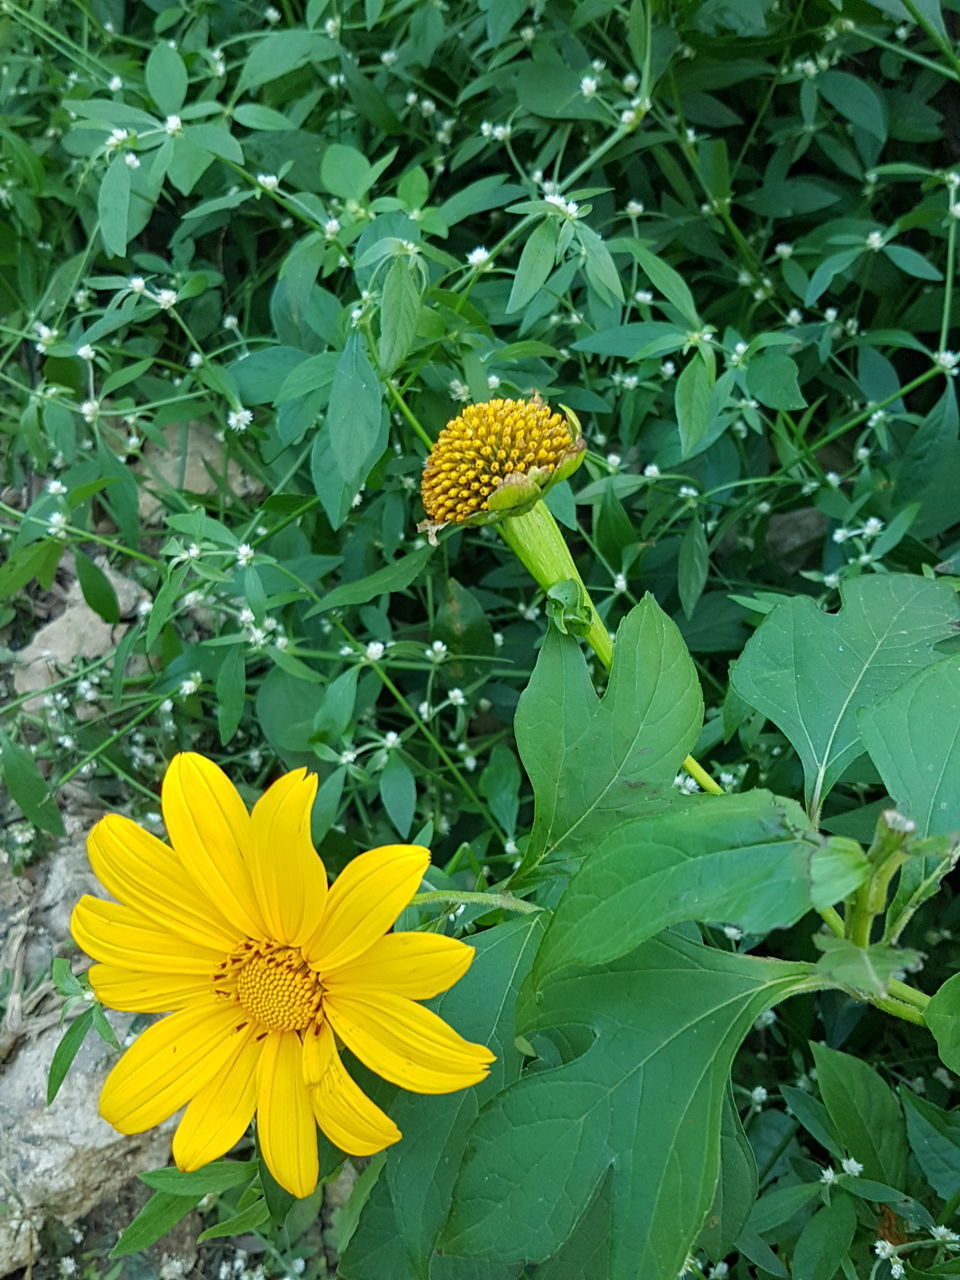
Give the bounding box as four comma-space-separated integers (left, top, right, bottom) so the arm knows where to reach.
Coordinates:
420, 393, 584, 534
71, 753, 494, 1197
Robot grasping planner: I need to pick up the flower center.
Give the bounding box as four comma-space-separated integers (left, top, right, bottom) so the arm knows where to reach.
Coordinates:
421, 396, 575, 525
231, 943, 323, 1032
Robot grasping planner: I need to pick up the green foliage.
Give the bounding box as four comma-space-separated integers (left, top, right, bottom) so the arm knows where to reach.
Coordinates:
4, 0, 960, 1276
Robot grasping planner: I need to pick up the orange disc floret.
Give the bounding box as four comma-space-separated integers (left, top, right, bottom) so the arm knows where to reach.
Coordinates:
421, 396, 576, 525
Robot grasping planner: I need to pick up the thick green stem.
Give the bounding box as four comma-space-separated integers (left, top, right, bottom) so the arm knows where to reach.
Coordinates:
498, 501, 723, 796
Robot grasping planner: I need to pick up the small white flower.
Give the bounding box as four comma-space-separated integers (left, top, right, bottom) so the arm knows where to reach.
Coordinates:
448, 378, 470, 403
823, 572, 840, 589
754, 1008, 777, 1029
487, 373, 501, 390
448, 688, 466, 706
866, 229, 885, 250
492, 123, 512, 142
786, 307, 803, 326
873, 1240, 896, 1260
579, 75, 598, 99
383, 731, 400, 749
427, 640, 447, 662
722, 924, 743, 941
890, 1263, 905, 1280
179, 675, 201, 697
339, 748, 357, 766
124, 152, 141, 169
108, 74, 123, 91
380, 49, 398, 66
126, 275, 147, 296
235, 543, 255, 567
324, 15, 341, 38
493, 632, 504, 648
820, 1166, 838, 1184
623, 72, 639, 92
634, 288, 653, 304
59, 1259, 77, 1277
155, 288, 178, 310
223, 314, 239, 331
774, 241, 794, 258
322, 216, 341, 240
862, 516, 884, 538
620, 108, 638, 126
46, 479, 67, 496
80, 399, 99, 423
643, 463, 661, 478
660, 360, 676, 377
417, 700, 431, 720
606, 452, 622, 468
365, 641, 386, 661
467, 246, 491, 269
47, 511, 68, 538
930, 1225, 960, 1247
841, 1156, 863, 1176
164, 114, 183, 136
935, 350, 960, 371
708, 1264, 729, 1279
613, 572, 627, 593
626, 199, 645, 217
520, 24, 536, 42
544, 192, 580, 219
824, 471, 841, 488
184, 543, 201, 562
679, 484, 698, 499
257, 173, 280, 192
265, 4, 281, 21
227, 408, 254, 432
832, 527, 852, 544
750, 1085, 768, 1108
76, 343, 95, 361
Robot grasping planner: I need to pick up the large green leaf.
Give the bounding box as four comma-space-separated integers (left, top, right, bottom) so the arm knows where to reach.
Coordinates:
342, 916, 545, 1279
731, 575, 958, 819
901, 1086, 960, 1201
860, 657, 960, 835
514, 594, 702, 870
441, 934, 811, 1278
810, 1043, 908, 1187
532, 790, 821, 979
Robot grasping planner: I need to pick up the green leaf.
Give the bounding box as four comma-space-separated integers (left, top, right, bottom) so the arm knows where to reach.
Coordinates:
901, 1086, 960, 1201
810, 1043, 908, 1187
629, 244, 701, 327
746, 352, 807, 410
145, 42, 188, 114
699, 1092, 757, 1260
478, 744, 521, 837
139, 1161, 256, 1195
860, 658, 960, 835
576, 223, 624, 305
345, 917, 545, 1278
306, 545, 433, 616
675, 356, 712, 456
146, 564, 188, 648
0, 731, 64, 835
74, 550, 120, 624
379, 754, 416, 838
111, 1191, 201, 1257
99, 154, 131, 258
215, 644, 246, 745
810, 835, 870, 908
812, 934, 918, 998
237, 30, 336, 94
533, 790, 820, 979
322, 142, 376, 200
379, 258, 421, 374
514, 594, 703, 867
327, 332, 384, 485
883, 243, 943, 281
232, 103, 296, 130
791, 1192, 857, 1280
819, 70, 886, 140
0, 539, 64, 599
731, 574, 959, 818
506, 219, 559, 313
927, 973, 960, 1075
47, 1008, 94, 1103
197, 1198, 270, 1241
678, 515, 709, 619
781, 1087, 844, 1159
441, 933, 810, 1278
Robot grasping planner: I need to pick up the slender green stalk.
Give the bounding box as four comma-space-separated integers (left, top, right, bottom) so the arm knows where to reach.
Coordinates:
498, 501, 724, 796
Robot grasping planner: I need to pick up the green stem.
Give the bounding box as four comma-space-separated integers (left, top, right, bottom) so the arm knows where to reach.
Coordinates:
868, 993, 927, 1026
820, 905, 845, 938
412, 890, 540, 915
898, 0, 960, 78
498, 501, 724, 796
887, 978, 930, 1011
940, 216, 956, 354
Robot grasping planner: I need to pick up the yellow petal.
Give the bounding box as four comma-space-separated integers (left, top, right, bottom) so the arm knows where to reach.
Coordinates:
172, 1026, 261, 1171
89, 963, 214, 1013
324, 932, 474, 999
304, 1023, 401, 1157
72, 896, 223, 975
247, 769, 327, 946
88, 814, 239, 952
257, 1030, 319, 1198
100, 1001, 251, 1133
303, 845, 430, 972
162, 753, 265, 940
324, 989, 495, 1095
